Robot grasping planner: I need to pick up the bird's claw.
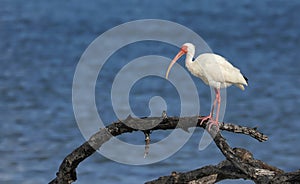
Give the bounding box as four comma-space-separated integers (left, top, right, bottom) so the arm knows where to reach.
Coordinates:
198, 116, 219, 132
207, 120, 220, 132
199, 115, 212, 125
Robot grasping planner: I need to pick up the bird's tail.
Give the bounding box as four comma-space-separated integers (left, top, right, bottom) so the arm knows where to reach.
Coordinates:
235, 84, 245, 90
243, 75, 248, 85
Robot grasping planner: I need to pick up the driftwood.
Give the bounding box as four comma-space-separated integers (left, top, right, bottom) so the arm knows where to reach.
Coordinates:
49, 115, 300, 184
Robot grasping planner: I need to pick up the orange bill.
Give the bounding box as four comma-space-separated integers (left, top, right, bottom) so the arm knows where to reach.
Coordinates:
165, 50, 186, 79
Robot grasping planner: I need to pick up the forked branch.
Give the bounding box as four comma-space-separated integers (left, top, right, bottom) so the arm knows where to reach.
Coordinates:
49, 115, 299, 184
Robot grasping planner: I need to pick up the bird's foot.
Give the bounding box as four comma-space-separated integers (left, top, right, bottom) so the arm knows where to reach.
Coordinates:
199, 114, 212, 125
207, 119, 220, 132
198, 115, 220, 131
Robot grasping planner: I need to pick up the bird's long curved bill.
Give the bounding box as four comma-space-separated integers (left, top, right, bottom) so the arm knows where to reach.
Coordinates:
165, 50, 185, 79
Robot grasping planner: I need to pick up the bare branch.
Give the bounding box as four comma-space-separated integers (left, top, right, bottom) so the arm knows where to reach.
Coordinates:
218, 122, 268, 142
49, 115, 299, 184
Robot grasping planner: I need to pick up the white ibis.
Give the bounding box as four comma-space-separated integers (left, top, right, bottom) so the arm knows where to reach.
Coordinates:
166, 43, 248, 130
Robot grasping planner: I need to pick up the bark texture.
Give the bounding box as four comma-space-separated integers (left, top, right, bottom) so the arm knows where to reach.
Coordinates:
49, 115, 300, 184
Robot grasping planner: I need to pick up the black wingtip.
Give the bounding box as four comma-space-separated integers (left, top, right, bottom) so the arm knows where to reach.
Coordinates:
243, 75, 248, 84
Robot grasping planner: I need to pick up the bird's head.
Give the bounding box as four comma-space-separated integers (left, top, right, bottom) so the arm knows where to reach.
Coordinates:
165, 43, 194, 79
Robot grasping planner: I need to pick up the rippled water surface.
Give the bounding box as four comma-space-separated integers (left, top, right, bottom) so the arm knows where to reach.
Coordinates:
1, 1, 300, 183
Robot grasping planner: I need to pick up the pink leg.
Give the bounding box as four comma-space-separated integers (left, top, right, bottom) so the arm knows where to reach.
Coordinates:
207, 88, 221, 131
199, 89, 218, 125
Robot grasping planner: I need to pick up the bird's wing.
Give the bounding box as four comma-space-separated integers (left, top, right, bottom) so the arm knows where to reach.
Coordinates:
196, 53, 247, 86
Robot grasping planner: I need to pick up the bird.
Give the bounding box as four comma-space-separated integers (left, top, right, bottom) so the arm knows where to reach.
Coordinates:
165, 43, 248, 131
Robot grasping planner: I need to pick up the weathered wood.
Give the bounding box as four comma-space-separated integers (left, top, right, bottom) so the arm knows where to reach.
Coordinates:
49, 115, 299, 184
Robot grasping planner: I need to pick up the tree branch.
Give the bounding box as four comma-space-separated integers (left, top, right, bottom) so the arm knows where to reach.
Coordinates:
49, 115, 299, 184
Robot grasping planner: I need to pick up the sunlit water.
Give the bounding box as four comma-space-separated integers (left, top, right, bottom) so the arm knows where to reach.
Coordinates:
1, 1, 300, 183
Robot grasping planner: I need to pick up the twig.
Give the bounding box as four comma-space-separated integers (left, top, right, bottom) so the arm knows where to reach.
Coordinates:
143, 130, 151, 158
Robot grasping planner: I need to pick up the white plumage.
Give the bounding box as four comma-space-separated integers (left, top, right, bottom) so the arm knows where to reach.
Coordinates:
166, 43, 248, 130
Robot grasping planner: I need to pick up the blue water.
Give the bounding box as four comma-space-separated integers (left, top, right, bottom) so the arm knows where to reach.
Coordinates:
1, 0, 300, 183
